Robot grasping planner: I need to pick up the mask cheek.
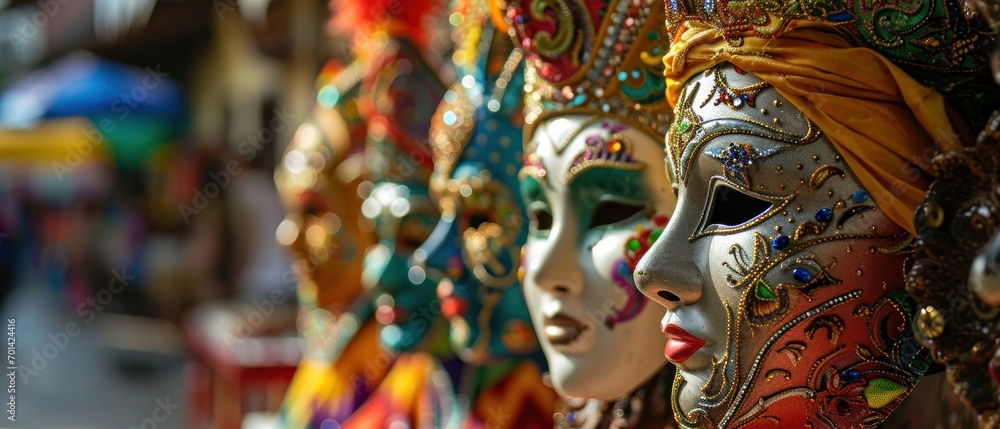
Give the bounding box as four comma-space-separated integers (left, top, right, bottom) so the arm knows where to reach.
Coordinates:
642, 169, 675, 213
700, 236, 748, 339
520, 241, 545, 291
589, 230, 631, 289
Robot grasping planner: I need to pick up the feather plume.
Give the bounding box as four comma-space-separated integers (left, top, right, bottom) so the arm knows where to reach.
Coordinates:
328, 0, 443, 48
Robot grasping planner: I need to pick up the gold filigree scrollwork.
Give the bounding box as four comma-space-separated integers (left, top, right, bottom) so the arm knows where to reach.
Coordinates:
529, 0, 574, 58
702, 301, 737, 402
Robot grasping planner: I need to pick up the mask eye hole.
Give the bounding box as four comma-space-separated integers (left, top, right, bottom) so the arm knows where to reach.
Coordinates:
706, 185, 773, 227
589, 201, 645, 229
529, 209, 553, 231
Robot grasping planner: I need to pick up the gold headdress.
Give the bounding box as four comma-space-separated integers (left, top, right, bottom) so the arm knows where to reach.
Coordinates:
662, 0, 998, 122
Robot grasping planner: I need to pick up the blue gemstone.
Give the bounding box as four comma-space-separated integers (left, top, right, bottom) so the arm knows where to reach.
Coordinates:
632, 69, 640, 79
852, 190, 869, 203
566, 412, 576, 423
792, 267, 813, 283
840, 369, 861, 383
771, 235, 789, 250
618, 71, 628, 81
829, 11, 854, 22
815, 207, 833, 223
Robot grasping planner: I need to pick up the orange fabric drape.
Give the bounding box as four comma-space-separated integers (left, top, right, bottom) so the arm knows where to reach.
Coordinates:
663, 21, 966, 234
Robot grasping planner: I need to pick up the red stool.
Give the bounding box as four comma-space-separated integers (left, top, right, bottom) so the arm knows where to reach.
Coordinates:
183, 301, 301, 429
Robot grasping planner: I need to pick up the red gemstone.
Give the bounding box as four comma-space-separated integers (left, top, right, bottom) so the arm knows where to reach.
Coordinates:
654, 215, 669, 226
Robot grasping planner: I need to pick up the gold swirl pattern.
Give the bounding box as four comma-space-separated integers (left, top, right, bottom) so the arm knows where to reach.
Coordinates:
529, 0, 575, 59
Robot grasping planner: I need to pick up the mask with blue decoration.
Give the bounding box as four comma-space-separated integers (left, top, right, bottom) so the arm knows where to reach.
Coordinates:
417, 5, 542, 364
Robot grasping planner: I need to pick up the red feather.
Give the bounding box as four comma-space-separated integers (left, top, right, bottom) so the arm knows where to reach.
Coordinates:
328, 0, 443, 48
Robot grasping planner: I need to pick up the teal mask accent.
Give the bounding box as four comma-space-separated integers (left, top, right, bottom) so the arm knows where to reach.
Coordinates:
419, 24, 546, 365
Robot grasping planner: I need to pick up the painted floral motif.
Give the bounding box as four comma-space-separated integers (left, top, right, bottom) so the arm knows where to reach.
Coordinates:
605, 215, 669, 328
572, 122, 639, 168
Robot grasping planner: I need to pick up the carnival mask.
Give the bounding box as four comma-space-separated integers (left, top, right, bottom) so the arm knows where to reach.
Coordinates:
361, 181, 440, 351
519, 115, 674, 400
634, 63, 929, 428
418, 52, 543, 364
362, 43, 447, 353
277, 117, 369, 305
275, 79, 375, 360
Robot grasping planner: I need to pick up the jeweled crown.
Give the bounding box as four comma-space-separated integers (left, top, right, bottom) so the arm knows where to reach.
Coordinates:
507, 0, 672, 142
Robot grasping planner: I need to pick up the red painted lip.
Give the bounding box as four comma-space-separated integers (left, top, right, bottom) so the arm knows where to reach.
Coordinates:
662, 323, 706, 363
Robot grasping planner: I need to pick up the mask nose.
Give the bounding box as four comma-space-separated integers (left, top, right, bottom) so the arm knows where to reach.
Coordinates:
527, 215, 584, 297
633, 226, 703, 311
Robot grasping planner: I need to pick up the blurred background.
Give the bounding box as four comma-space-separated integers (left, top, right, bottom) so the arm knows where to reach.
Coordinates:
0, 0, 344, 427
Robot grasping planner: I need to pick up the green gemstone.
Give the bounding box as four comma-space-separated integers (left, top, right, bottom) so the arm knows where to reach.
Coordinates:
627, 239, 641, 252
754, 282, 778, 301
909, 358, 930, 374
650, 230, 662, 244
678, 121, 691, 132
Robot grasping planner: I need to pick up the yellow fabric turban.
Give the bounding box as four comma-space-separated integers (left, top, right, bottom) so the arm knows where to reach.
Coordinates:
663, 21, 972, 235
